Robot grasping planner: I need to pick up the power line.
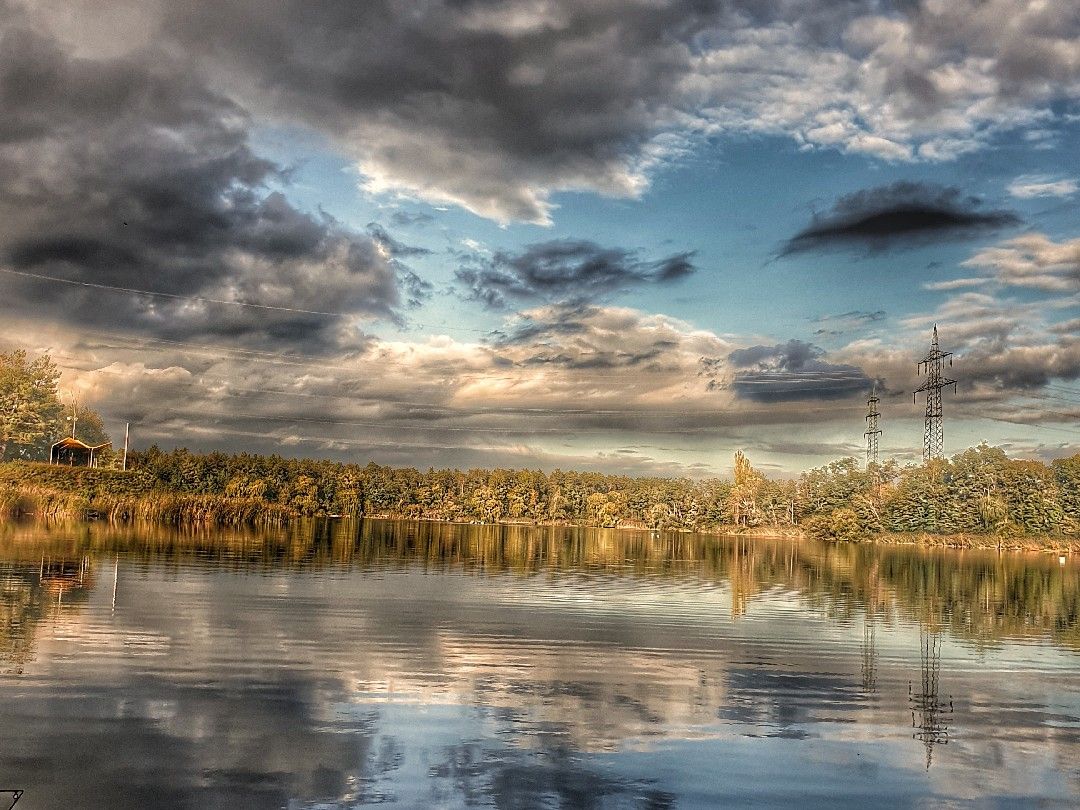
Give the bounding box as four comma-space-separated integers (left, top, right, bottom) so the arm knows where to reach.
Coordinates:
0, 267, 355, 318
0, 268, 515, 335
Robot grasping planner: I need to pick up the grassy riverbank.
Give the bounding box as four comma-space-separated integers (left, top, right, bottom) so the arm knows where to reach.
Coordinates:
866, 530, 1078, 553
0, 463, 291, 526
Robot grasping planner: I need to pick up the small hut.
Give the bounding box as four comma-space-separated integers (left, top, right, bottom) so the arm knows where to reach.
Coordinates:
50, 437, 111, 468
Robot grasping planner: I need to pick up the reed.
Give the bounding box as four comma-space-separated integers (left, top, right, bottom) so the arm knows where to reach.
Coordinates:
0, 484, 294, 526
0, 463, 293, 526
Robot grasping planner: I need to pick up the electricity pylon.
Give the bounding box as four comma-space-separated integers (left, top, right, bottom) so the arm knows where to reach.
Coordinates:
865, 385, 881, 467
914, 326, 956, 462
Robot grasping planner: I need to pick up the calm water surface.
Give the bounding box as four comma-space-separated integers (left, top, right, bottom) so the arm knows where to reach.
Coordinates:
0, 519, 1077, 808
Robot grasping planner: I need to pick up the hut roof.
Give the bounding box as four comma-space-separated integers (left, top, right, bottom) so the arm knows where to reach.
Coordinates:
51, 437, 111, 452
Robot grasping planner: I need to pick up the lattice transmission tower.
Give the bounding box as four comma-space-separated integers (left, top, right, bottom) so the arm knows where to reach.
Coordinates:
910, 626, 952, 770
865, 386, 881, 467
913, 326, 957, 462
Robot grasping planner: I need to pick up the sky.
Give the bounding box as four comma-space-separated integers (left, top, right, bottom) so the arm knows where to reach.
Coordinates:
0, 0, 1077, 477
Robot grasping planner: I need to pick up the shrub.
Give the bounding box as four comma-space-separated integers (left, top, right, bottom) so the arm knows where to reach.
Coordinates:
802, 508, 868, 543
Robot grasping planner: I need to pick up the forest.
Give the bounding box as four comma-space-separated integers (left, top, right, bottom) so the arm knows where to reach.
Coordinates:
0, 443, 1075, 544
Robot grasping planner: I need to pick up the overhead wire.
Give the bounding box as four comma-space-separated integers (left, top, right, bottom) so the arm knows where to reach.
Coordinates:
0, 267, 352, 318
1, 267, 511, 335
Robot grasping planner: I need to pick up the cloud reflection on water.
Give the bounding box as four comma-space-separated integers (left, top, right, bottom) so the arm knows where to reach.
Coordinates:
0, 520, 1077, 807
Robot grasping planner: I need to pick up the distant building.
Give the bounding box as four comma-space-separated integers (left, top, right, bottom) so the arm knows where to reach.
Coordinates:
50, 437, 111, 467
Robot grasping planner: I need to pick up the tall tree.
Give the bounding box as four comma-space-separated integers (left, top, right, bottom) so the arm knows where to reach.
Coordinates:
731, 451, 764, 526
66, 403, 111, 446
0, 349, 62, 460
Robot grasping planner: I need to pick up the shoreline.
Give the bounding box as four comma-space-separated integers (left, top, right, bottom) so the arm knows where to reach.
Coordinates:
2, 488, 1074, 554
2, 460, 1076, 554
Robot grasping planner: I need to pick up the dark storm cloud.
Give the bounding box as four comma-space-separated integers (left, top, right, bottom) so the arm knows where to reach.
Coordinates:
0, 18, 405, 353
728, 340, 871, 402
781, 183, 1021, 255
397, 267, 435, 309
965, 343, 1080, 390
154, 0, 741, 223
487, 305, 594, 346
456, 240, 696, 310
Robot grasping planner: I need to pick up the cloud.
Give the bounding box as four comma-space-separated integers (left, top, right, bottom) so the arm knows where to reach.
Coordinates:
1050, 318, 1080, 336
388, 210, 436, 228
456, 240, 695, 310
812, 309, 886, 337
962, 233, 1080, 292
0, 13, 410, 353
11, 304, 818, 474
727, 340, 871, 402
487, 304, 723, 373
23, 0, 1080, 225
781, 183, 1020, 255
365, 224, 432, 259
922, 277, 987, 291
152, 0, 727, 225
750, 439, 864, 457
1007, 175, 1079, 199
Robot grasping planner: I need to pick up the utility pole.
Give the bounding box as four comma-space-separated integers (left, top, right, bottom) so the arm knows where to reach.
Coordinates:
123, 422, 130, 471
865, 385, 881, 468
913, 325, 956, 462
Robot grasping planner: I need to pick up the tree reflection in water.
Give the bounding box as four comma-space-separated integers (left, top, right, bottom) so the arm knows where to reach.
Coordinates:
0, 518, 1074, 804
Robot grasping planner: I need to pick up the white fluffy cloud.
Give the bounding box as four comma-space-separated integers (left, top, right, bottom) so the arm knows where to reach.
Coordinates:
696, 1, 1080, 166
1007, 175, 1079, 199
962, 233, 1080, 292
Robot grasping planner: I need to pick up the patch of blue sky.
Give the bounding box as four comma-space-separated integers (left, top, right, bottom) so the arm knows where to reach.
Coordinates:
250, 117, 1077, 351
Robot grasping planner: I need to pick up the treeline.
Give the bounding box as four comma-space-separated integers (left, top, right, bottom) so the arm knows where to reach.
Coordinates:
799, 446, 1080, 542
125, 446, 747, 530
8, 448, 754, 529
6, 443, 1072, 541
126, 444, 1080, 539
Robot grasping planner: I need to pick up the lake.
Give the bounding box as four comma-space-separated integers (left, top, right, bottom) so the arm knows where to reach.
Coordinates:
0, 519, 1077, 808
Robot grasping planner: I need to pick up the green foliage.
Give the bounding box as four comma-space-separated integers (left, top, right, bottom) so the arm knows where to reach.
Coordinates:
1053, 455, 1080, 535
872, 443, 1074, 539
0, 349, 62, 459
803, 508, 868, 543
94, 449, 757, 530
1, 348, 112, 462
